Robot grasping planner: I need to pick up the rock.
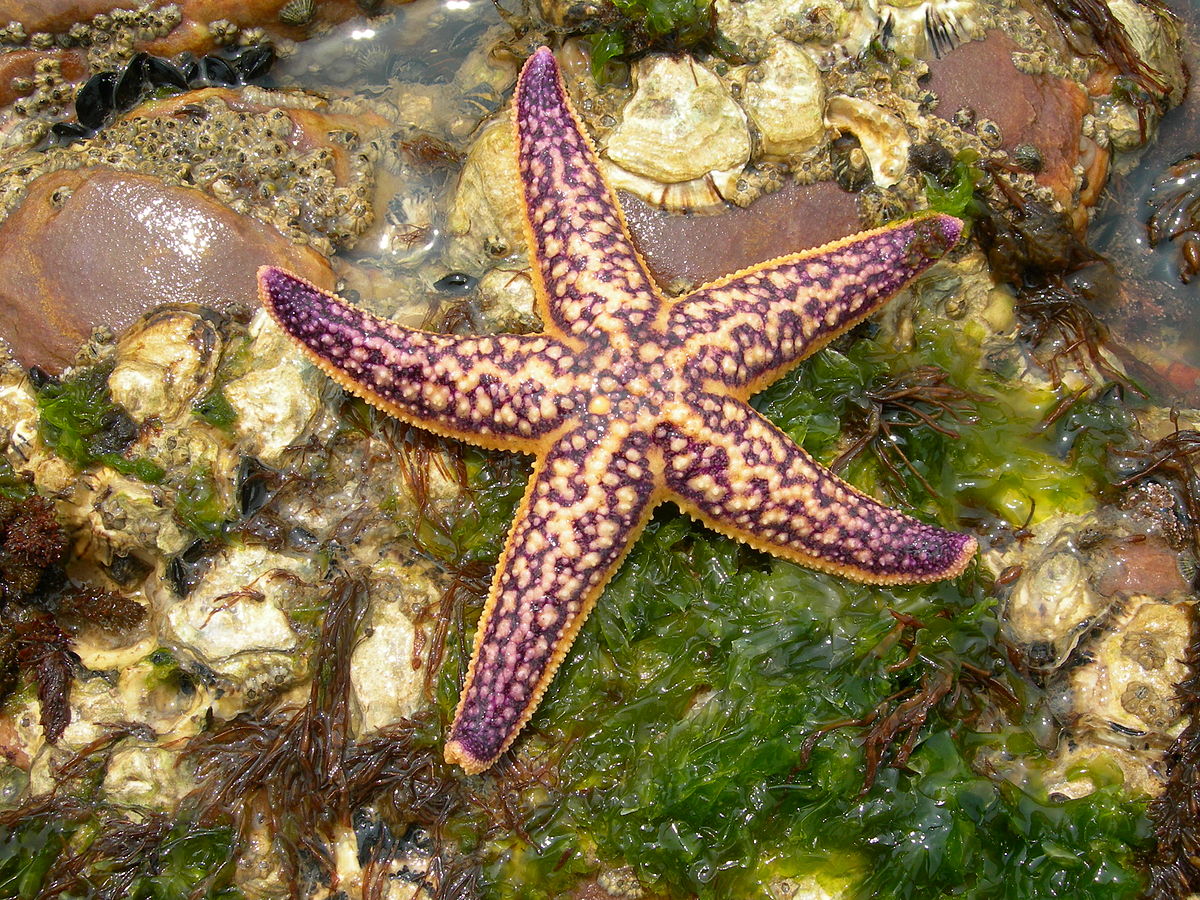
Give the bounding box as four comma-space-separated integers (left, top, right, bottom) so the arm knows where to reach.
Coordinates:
1092, 535, 1192, 599
0, 47, 86, 108
926, 30, 1095, 213
620, 179, 862, 290
0, 167, 335, 369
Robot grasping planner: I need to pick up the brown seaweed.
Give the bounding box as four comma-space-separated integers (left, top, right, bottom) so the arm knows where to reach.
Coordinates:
830, 365, 982, 499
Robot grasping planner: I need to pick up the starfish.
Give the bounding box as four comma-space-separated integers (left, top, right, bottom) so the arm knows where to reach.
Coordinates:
257, 46, 977, 775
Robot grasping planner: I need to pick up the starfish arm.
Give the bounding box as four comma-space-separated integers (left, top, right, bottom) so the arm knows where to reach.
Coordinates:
659, 393, 977, 584
668, 214, 963, 396
515, 47, 661, 340
258, 267, 581, 451
445, 419, 660, 774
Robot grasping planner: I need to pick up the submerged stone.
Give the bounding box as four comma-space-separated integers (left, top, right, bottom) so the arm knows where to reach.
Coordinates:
0, 167, 334, 369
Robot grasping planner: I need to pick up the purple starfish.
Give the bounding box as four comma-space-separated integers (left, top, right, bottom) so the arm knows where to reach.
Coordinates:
258, 46, 977, 774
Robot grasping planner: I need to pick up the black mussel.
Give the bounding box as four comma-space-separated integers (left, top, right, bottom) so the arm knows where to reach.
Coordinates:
27, 366, 60, 390
75, 70, 118, 130
178, 52, 200, 84
434, 272, 477, 294
112, 52, 149, 112
47, 121, 92, 146
908, 141, 954, 180
286, 527, 320, 553
166, 540, 214, 596
197, 54, 238, 86
144, 54, 189, 91
237, 456, 279, 517
232, 44, 276, 82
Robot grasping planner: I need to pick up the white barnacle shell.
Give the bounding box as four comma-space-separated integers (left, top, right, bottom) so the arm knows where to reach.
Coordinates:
601, 55, 751, 212
739, 41, 826, 160
824, 95, 911, 188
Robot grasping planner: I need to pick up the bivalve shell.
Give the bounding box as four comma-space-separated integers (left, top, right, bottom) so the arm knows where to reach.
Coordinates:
824, 95, 911, 188
602, 55, 751, 212
108, 306, 222, 424
740, 41, 826, 160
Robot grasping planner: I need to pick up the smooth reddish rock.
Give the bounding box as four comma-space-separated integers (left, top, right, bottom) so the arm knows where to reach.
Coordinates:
622, 179, 862, 290
0, 167, 335, 369
927, 31, 1095, 214
1092, 535, 1191, 598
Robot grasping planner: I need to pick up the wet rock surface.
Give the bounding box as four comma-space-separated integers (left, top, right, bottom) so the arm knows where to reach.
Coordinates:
0, 167, 334, 368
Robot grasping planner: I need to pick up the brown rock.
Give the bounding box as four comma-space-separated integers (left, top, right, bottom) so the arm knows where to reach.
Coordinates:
0, 167, 335, 369
927, 31, 1098, 216
1092, 535, 1191, 598
622, 180, 862, 290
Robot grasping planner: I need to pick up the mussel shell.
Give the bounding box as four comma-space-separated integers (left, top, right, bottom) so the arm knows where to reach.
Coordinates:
48, 121, 92, 146
237, 456, 279, 517
197, 55, 238, 87
75, 70, 117, 130
112, 52, 149, 112
178, 53, 200, 84
232, 44, 276, 83
434, 272, 477, 294
144, 55, 189, 91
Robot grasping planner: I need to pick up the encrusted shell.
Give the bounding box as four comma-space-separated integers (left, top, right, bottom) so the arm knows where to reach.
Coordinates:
824, 95, 910, 188
739, 41, 826, 160
107, 306, 223, 424
601, 55, 750, 212
1069, 598, 1190, 743
870, 0, 986, 59
156, 543, 316, 686
224, 310, 327, 465
350, 556, 442, 736
446, 118, 527, 269
1002, 536, 1117, 670
1106, 0, 1186, 106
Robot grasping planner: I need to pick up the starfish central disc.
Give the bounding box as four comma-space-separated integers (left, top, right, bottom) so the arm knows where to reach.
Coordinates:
258, 46, 978, 775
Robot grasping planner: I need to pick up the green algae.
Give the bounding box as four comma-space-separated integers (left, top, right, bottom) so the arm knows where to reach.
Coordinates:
174, 467, 230, 541
423, 310, 1149, 898
589, 0, 715, 80
35, 365, 165, 484
0, 811, 240, 900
